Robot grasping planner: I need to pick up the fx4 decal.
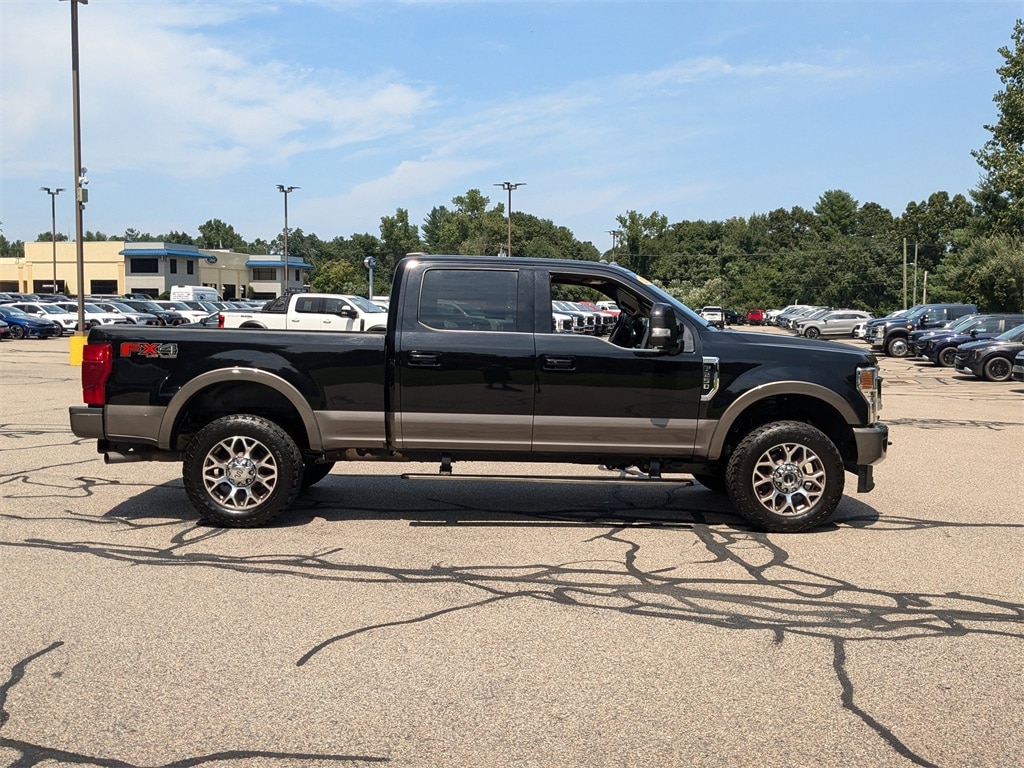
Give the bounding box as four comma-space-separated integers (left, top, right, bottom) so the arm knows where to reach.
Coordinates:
120, 342, 179, 359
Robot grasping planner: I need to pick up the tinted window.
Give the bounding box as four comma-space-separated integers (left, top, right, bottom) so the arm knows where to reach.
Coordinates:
418, 269, 518, 332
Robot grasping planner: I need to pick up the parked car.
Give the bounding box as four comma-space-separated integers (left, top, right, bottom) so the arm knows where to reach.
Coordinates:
746, 308, 765, 326
724, 308, 743, 325
917, 314, 1024, 367
159, 299, 219, 323
6, 301, 78, 335
0, 318, 10, 340
0, 306, 59, 339
794, 310, 873, 339
52, 301, 130, 329
953, 322, 1024, 382
870, 303, 978, 357
119, 299, 189, 326
1012, 349, 1024, 383
91, 301, 163, 326
908, 314, 985, 354
699, 306, 725, 329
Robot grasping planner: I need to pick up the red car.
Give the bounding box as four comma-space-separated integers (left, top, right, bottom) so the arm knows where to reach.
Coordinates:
746, 308, 765, 325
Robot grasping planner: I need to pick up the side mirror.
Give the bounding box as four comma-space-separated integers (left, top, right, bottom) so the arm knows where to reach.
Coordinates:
338, 308, 358, 319
648, 303, 679, 351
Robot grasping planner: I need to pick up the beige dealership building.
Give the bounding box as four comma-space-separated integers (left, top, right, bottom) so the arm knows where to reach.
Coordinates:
0, 241, 311, 299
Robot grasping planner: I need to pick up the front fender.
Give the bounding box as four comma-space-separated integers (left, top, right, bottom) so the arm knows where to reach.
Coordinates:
703, 380, 860, 461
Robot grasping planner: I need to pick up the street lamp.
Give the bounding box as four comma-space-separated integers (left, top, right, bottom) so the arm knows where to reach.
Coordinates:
62, 0, 89, 336
494, 181, 525, 257
277, 184, 299, 295
40, 187, 65, 294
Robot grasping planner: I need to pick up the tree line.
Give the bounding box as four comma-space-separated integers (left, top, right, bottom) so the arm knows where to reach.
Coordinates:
5, 22, 1023, 314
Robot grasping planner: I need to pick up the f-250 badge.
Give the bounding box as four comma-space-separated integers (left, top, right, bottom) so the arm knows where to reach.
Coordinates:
120, 342, 179, 359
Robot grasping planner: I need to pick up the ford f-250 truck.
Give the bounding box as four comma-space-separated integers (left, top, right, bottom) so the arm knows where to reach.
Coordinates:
70, 255, 888, 532
218, 292, 388, 332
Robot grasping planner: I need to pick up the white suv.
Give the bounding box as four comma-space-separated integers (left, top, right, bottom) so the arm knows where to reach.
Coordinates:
700, 306, 725, 329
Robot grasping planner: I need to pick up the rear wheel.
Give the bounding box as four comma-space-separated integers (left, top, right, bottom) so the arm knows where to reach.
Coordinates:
983, 355, 1013, 382
725, 421, 844, 532
182, 414, 303, 527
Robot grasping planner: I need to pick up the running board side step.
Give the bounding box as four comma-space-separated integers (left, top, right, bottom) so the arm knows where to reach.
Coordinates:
402, 472, 693, 486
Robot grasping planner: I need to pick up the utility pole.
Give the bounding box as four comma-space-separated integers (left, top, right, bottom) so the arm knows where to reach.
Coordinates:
494, 182, 525, 256
913, 242, 919, 306
902, 239, 907, 310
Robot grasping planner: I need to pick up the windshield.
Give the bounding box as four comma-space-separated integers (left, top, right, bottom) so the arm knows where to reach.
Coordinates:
37, 305, 66, 314
109, 302, 138, 313
347, 295, 386, 313
996, 322, 1024, 341
0, 307, 27, 317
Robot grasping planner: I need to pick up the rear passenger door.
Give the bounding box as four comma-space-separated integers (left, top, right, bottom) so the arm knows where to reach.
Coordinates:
392, 265, 535, 452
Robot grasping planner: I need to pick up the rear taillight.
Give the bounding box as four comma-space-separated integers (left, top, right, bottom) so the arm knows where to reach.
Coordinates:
82, 342, 112, 405
217, 313, 225, 329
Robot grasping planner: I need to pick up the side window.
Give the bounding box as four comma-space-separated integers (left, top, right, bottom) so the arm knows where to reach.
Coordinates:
322, 297, 349, 314
263, 296, 288, 313
418, 269, 518, 331
294, 296, 321, 314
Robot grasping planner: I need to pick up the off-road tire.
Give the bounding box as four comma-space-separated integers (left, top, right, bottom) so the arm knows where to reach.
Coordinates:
725, 420, 845, 533
183, 414, 303, 527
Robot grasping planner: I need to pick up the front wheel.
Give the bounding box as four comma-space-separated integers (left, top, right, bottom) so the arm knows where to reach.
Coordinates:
725, 421, 845, 532
983, 355, 1013, 382
9, 325, 25, 340
803, 326, 820, 339
937, 346, 958, 367
886, 336, 910, 357
182, 414, 304, 527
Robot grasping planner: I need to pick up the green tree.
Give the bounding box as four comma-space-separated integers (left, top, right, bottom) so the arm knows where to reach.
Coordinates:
972, 19, 1024, 235
813, 190, 858, 240
36, 231, 70, 242
933, 235, 1024, 311
196, 219, 246, 250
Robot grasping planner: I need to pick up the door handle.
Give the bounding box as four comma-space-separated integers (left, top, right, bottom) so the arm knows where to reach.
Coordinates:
408, 351, 442, 367
542, 355, 576, 371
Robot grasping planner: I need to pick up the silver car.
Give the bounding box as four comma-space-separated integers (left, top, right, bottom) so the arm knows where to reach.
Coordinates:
795, 310, 873, 339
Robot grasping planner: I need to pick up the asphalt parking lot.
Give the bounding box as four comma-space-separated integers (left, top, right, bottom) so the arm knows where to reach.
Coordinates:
1, 330, 1022, 767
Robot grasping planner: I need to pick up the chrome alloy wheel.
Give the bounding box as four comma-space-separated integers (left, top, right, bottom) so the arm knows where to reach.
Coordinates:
201, 435, 279, 510
750, 442, 827, 517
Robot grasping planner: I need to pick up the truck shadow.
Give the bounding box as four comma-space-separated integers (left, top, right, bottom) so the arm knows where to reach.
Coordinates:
101, 472, 881, 532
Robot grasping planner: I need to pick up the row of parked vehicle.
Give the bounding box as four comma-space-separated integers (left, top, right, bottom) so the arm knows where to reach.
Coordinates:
0, 292, 265, 340
775, 305, 875, 338
859, 303, 1024, 383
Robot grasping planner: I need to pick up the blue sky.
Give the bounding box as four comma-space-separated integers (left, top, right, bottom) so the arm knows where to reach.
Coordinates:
1, 1, 1020, 253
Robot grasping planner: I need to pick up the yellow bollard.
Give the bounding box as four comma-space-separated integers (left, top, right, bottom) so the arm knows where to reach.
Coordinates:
69, 333, 87, 367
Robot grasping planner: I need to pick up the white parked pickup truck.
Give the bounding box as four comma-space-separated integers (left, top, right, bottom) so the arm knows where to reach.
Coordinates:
217, 293, 388, 332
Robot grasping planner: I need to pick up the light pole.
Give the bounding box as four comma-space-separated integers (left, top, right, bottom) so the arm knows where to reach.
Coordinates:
277, 184, 299, 295
40, 187, 65, 293
63, 0, 89, 336
494, 181, 525, 257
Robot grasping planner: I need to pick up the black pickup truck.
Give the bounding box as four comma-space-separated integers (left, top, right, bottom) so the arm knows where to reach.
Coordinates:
70, 255, 888, 532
